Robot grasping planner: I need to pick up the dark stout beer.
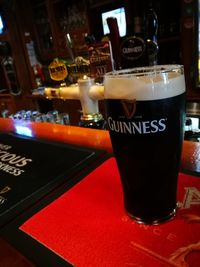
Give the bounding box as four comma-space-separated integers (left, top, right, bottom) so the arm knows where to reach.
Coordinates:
104, 65, 186, 224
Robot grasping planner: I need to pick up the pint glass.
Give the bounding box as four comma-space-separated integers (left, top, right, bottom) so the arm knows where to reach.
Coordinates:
104, 65, 186, 224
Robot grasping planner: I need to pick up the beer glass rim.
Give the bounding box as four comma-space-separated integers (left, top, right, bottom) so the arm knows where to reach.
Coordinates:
104, 64, 184, 78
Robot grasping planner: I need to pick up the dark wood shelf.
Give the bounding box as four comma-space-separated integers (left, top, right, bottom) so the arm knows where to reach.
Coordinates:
158, 35, 180, 44
0, 93, 11, 97
0, 32, 9, 42
27, 94, 46, 99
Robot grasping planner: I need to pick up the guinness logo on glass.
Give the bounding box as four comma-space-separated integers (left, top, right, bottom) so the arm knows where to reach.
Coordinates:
121, 99, 136, 119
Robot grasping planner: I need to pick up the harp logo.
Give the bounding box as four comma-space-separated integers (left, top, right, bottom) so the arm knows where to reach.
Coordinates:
107, 100, 167, 134
121, 99, 137, 119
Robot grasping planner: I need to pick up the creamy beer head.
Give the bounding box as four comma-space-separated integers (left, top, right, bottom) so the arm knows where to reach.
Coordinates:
104, 65, 185, 101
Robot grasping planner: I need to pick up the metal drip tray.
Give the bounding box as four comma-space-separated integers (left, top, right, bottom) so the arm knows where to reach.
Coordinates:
186, 102, 200, 117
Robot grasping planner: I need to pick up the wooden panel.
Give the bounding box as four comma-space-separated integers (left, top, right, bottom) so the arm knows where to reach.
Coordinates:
0, 95, 16, 114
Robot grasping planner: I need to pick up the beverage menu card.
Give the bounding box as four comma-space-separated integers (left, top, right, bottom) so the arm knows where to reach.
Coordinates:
0, 133, 104, 228
19, 158, 200, 267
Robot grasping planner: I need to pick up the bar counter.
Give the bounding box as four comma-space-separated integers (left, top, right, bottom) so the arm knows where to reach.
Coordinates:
0, 118, 200, 173
0, 118, 199, 267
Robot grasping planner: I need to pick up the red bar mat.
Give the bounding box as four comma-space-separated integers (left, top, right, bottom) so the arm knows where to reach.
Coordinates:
20, 158, 200, 267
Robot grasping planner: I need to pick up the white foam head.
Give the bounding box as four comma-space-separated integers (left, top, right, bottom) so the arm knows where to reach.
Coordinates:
104, 65, 186, 101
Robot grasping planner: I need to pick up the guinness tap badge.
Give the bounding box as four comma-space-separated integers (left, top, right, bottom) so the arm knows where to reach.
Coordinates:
121, 37, 145, 60
121, 99, 136, 119
48, 58, 68, 81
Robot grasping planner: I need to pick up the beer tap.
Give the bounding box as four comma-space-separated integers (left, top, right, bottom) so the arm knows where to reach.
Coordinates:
44, 76, 105, 129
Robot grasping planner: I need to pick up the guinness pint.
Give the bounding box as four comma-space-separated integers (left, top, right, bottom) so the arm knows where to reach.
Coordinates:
104, 65, 186, 224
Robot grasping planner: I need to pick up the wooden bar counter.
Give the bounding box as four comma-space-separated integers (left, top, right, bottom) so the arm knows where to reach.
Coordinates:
0, 118, 199, 267
0, 118, 200, 173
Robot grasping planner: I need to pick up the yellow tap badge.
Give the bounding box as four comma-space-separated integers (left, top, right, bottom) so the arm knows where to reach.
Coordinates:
48, 59, 68, 81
